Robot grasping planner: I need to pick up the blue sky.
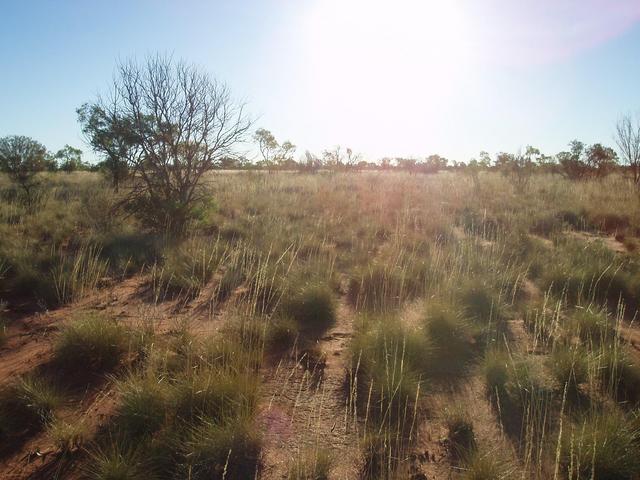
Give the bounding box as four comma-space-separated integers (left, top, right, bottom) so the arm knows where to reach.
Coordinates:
1, 0, 640, 163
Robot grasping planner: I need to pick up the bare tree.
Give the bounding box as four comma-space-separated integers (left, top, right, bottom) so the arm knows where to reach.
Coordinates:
615, 113, 640, 186
344, 148, 361, 170
81, 55, 251, 232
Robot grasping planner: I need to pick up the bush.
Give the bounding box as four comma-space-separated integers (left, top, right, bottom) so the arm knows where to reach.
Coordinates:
54, 313, 127, 372
86, 442, 155, 480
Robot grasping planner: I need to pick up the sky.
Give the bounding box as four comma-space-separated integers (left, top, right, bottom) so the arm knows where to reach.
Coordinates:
1, 0, 640, 163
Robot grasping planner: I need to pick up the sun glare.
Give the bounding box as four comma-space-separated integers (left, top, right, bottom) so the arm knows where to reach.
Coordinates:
304, 0, 472, 154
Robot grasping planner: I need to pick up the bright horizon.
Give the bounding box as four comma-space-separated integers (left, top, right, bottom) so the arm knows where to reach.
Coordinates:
2, 0, 640, 163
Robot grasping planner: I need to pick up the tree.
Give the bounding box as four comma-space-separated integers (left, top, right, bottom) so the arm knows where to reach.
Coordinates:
558, 140, 589, 180
54, 145, 84, 173
344, 148, 361, 170
254, 128, 278, 170
615, 113, 640, 186
323, 146, 343, 169
0, 135, 47, 208
585, 143, 618, 178
80, 55, 251, 233
78, 102, 138, 191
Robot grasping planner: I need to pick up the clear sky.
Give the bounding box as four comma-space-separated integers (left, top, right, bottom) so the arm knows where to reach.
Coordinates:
1, 0, 640, 163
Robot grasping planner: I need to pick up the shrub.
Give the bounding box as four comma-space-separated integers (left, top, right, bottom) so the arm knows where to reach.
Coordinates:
562, 411, 640, 480
266, 316, 299, 354
54, 313, 127, 372
47, 417, 89, 451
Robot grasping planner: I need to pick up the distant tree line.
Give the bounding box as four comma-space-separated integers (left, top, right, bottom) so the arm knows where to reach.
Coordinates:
2, 54, 639, 232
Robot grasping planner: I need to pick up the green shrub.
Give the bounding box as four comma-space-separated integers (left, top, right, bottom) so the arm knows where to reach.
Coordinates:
86, 442, 155, 480
458, 280, 504, 324
483, 349, 509, 395
572, 307, 615, 346
599, 346, 640, 402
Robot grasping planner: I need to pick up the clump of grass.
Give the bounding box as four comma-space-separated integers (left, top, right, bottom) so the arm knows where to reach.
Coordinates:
483, 349, 509, 395
181, 417, 261, 480
562, 410, 640, 480
53, 244, 109, 304
171, 368, 257, 424
287, 448, 332, 480
458, 279, 504, 325
351, 317, 427, 429
266, 316, 298, 354
114, 374, 169, 438
572, 307, 616, 346
157, 239, 220, 298
48, 417, 89, 451
54, 313, 128, 372
445, 408, 476, 456
461, 449, 514, 480
0, 376, 62, 439
214, 264, 245, 303
99, 232, 163, 276
348, 263, 421, 312
85, 441, 154, 480
599, 345, 640, 402
423, 302, 476, 378
547, 344, 588, 392
282, 282, 336, 336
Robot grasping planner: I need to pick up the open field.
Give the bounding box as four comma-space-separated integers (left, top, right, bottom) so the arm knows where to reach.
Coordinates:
1, 170, 640, 479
